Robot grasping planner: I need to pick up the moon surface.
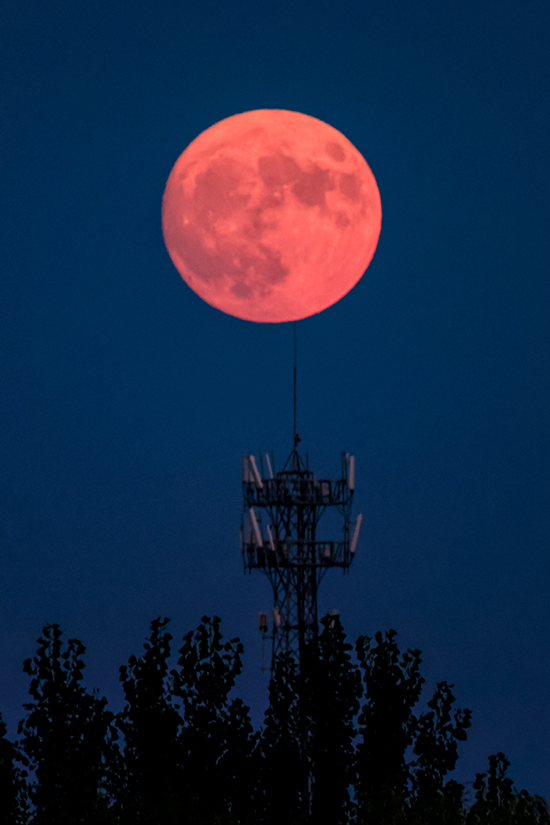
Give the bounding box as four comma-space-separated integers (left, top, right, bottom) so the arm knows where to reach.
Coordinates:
162, 109, 381, 323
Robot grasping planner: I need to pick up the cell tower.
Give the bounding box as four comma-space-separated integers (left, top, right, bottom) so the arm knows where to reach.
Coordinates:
240, 443, 362, 675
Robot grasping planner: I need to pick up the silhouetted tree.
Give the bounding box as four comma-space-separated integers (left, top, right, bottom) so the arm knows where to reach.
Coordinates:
255, 651, 306, 825
17, 624, 118, 825
467, 752, 550, 825
409, 778, 469, 825
0, 712, 29, 824
470, 751, 514, 821
304, 614, 363, 825
409, 680, 471, 820
4, 615, 549, 824
114, 616, 182, 824
355, 629, 424, 824
510, 791, 550, 825
171, 616, 254, 824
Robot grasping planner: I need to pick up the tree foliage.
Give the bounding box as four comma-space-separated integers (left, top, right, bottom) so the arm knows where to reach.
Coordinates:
114, 616, 182, 823
355, 629, 425, 822
466, 753, 550, 825
17, 624, 117, 825
305, 614, 363, 825
0, 615, 545, 824
256, 651, 306, 824
410, 680, 471, 817
0, 712, 28, 824
171, 615, 254, 824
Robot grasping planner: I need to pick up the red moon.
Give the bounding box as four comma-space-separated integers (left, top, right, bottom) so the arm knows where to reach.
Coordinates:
162, 109, 381, 323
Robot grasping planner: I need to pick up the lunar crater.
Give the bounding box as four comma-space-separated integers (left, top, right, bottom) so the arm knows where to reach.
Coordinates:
258, 153, 301, 187
325, 141, 346, 162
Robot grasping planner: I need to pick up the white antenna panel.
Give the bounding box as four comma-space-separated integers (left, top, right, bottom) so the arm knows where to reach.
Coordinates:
350, 513, 362, 554
348, 455, 355, 491
249, 455, 264, 489
241, 454, 250, 483
249, 507, 263, 547
267, 525, 276, 552
265, 453, 274, 479
272, 608, 281, 627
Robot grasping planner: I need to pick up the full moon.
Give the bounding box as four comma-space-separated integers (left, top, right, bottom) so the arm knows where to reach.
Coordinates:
162, 109, 381, 323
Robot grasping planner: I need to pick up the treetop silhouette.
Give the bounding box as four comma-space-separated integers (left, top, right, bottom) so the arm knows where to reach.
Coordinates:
3, 616, 547, 824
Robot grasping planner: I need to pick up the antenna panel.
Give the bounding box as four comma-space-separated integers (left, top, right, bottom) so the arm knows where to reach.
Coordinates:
249, 455, 264, 489
350, 513, 362, 553
241, 454, 250, 483
249, 507, 263, 547
348, 455, 355, 491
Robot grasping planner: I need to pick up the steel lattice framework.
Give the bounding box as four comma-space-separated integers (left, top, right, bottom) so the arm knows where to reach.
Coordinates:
241, 447, 362, 675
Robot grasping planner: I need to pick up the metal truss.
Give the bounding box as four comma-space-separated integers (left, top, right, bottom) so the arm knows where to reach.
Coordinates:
241, 447, 362, 676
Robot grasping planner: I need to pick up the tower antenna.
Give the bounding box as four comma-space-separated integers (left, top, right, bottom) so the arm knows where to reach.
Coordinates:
240, 332, 363, 813
293, 323, 298, 447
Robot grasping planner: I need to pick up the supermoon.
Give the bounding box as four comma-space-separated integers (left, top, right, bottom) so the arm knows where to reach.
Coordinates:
162, 109, 381, 323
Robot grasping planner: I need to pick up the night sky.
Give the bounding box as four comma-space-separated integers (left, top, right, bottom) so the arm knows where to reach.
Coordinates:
2, 0, 549, 802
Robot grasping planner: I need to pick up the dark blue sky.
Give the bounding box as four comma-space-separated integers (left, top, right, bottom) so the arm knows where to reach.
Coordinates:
2, 0, 549, 801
